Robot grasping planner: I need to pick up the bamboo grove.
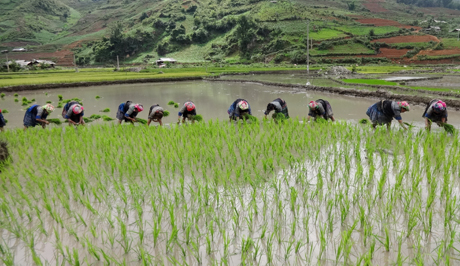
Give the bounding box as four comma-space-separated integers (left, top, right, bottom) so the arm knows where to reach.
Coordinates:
0, 119, 459, 265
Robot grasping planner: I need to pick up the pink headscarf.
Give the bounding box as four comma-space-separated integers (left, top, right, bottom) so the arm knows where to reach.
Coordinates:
398, 101, 410, 111
186, 102, 195, 111
433, 102, 446, 111
72, 105, 84, 114
134, 104, 144, 112
437, 100, 447, 108
308, 101, 317, 109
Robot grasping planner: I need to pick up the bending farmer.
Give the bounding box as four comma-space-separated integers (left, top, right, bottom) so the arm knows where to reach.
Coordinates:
366, 100, 409, 130
148, 104, 164, 126
264, 98, 289, 119
23, 104, 54, 130
117, 101, 143, 124
0, 109, 5, 132
228, 99, 251, 121
423, 99, 447, 131
307, 99, 335, 122
177, 101, 196, 124
62, 101, 85, 126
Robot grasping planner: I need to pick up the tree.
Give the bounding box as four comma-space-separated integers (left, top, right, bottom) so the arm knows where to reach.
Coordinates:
235, 15, 257, 58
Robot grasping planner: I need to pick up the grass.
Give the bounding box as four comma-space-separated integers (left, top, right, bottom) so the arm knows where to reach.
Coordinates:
335, 26, 400, 36
342, 79, 398, 86
309, 28, 348, 40
440, 38, 460, 49
310, 43, 374, 56
349, 65, 416, 73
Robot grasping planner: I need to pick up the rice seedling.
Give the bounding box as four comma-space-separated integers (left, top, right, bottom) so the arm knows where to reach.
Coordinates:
191, 115, 203, 122
1, 109, 8, 114
46, 100, 52, 104
95, 95, 101, 99
443, 123, 456, 134
100, 108, 110, 112
0, 118, 458, 265
14, 98, 18, 102
174, 103, 179, 108
47, 119, 62, 125
0, 93, 5, 98
359, 118, 369, 124
134, 118, 147, 124
14, 93, 18, 97
101, 115, 114, 121
163, 110, 170, 117
58, 95, 63, 101
168, 101, 175, 105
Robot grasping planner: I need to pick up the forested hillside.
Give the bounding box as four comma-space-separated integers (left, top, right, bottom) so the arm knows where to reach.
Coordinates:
1, 0, 460, 65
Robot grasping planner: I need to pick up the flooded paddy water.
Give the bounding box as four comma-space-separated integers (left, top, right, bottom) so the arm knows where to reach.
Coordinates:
1, 78, 460, 265
1, 80, 460, 129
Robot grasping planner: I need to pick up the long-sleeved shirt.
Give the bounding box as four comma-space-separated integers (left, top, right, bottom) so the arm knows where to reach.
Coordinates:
308, 103, 326, 117
228, 99, 252, 117
64, 104, 84, 119
148, 105, 164, 119
36, 106, 46, 119
425, 105, 448, 119
125, 104, 138, 117
178, 101, 196, 117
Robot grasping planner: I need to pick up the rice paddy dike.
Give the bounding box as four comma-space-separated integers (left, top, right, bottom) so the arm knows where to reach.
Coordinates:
1, 120, 459, 265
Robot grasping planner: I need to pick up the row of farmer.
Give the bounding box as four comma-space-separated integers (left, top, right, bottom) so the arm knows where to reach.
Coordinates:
0, 98, 448, 131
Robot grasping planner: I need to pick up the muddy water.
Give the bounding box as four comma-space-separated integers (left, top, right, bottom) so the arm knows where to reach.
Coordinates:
1, 80, 460, 129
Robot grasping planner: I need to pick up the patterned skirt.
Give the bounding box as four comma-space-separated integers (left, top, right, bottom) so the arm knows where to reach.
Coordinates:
366, 103, 392, 125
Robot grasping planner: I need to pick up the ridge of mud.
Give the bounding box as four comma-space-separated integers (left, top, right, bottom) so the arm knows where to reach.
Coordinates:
0, 77, 204, 92
208, 79, 460, 110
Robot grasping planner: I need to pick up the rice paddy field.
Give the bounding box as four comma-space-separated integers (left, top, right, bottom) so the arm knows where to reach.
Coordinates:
1, 119, 460, 265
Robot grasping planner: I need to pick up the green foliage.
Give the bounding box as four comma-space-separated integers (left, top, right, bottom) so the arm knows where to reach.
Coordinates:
47, 118, 62, 125
163, 110, 170, 117
174, 103, 179, 108
443, 123, 456, 134
1, 109, 8, 114
14, 94, 18, 97
100, 108, 110, 113
95, 95, 101, 99
168, 101, 175, 105
135, 118, 148, 124
191, 114, 203, 122
58, 95, 63, 101
272, 113, 286, 122
102, 115, 114, 121
359, 118, 369, 124
1, 93, 5, 98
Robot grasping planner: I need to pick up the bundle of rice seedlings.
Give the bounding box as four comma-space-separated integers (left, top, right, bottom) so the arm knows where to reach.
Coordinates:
315, 118, 327, 124
444, 123, 456, 134
273, 113, 286, 122
191, 115, 203, 122
1, 109, 8, 114
90, 114, 102, 120
135, 118, 148, 124
83, 117, 94, 123
47, 119, 62, 125
102, 115, 114, 121
100, 108, 110, 112
174, 103, 179, 108
95, 95, 101, 99
58, 95, 63, 101
242, 113, 257, 123
168, 101, 175, 105
403, 122, 415, 129
359, 118, 369, 124
163, 110, 170, 117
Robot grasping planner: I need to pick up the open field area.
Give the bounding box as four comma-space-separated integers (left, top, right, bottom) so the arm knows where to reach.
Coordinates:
1, 121, 460, 265
372, 35, 440, 44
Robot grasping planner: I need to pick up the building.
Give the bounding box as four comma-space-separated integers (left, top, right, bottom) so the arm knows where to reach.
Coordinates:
155, 58, 177, 66
423, 26, 441, 33
3, 59, 56, 69
12, 48, 27, 52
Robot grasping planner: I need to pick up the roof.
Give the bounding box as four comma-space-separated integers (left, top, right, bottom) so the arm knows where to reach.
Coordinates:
156, 58, 177, 62
451, 29, 460, 32
5, 60, 31, 67
33, 59, 56, 65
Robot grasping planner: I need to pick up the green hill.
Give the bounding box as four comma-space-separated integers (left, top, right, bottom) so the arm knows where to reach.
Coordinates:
1, 0, 460, 65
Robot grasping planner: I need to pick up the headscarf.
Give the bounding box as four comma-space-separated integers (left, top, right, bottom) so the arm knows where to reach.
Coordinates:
238, 101, 249, 110
134, 104, 144, 112
186, 102, 195, 111
308, 101, 318, 109
72, 104, 83, 114
43, 104, 55, 113
437, 100, 447, 108
433, 102, 446, 112
398, 101, 410, 111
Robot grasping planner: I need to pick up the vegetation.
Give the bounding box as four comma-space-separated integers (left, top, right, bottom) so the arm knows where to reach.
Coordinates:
0, 120, 458, 265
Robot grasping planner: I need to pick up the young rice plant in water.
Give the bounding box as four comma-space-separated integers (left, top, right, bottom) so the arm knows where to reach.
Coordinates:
0, 120, 459, 265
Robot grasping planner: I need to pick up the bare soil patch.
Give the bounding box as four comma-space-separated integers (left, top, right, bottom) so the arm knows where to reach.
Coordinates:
417, 49, 460, 56
371, 35, 439, 44
362, 0, 387, 13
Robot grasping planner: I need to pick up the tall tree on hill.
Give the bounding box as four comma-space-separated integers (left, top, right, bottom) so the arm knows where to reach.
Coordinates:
235, 15, 257, 58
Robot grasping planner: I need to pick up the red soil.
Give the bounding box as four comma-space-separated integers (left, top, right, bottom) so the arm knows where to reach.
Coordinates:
417, 49, 460, 56
363, 0, 387, 13
371, 35, 439, 44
